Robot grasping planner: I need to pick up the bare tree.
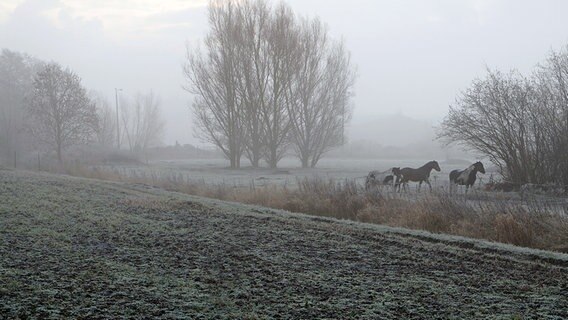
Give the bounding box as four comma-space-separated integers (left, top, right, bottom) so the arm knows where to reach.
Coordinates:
235, 0, 270, 167
261, 3, 298, 168
439, 70, 533, 184
0, 49, 44, 162
536, 46, 568, 185
232, 0, 298, 168
439, 48, 568, 186
91, 92, 116, 148
184, 0, 245, 168
121, 92, 165, 153
286, 18, 356, 168
27, 63, 98, 164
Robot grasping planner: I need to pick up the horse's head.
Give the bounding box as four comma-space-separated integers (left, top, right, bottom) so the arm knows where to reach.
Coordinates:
474, 161, 486, 174
431, 161, 441, 172
391, 167, 402, 177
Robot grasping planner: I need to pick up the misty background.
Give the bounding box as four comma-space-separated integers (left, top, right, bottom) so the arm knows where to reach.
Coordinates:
1, 0, 568, 158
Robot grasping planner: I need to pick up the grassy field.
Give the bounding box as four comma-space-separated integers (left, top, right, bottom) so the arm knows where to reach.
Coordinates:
1, 169, 567, 319
60, 162, 568, 252
88, 158, 471, 189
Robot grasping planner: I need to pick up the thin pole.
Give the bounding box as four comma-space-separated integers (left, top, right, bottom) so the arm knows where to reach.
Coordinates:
115, 88, 121, 149
341, 103, 345, 144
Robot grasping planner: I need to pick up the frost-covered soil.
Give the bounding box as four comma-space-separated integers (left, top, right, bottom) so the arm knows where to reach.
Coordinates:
1, 169, 567, 319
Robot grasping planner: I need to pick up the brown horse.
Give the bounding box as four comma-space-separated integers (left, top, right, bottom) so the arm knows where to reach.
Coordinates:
398, 161, 441, 192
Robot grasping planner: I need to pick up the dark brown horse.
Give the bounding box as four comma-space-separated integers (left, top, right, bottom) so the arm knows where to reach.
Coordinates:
449, 161, 485, 193
398, 161, 441, 192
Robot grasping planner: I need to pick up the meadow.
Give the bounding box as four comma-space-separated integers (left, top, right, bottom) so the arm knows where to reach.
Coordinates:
58, 157, 568, 253
1, 168, 567, 318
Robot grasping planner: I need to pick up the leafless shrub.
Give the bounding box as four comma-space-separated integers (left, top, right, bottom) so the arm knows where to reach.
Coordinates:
439, 45, 568, 186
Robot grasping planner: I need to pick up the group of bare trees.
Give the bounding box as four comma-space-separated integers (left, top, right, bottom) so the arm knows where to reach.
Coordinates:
91, 91, 166, 154
120, 92, 165, 153
0, 49, 165, 165
184, 0, 356, 168
439, 45, 568, 185
0, 49, 43, 162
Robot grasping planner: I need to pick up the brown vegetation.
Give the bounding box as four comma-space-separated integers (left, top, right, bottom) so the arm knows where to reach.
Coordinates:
60, 165, 568, 253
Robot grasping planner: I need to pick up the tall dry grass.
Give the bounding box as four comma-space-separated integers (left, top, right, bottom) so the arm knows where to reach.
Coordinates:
54, 165, 568, 253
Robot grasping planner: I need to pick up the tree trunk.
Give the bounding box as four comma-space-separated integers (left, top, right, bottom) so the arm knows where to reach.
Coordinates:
301, 155, 309, 168
267, 147, 278, 169
57, 143, 63, 164
250, 156, 260, 168
230, 154, 239, 169
268, 158, 278, 169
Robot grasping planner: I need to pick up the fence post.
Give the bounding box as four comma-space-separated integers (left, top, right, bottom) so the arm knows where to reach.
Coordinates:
38, 153, 41, 171
14, 151, 16, 169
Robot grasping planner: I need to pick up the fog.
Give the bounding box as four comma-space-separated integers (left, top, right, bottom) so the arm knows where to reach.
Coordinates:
0, 0, 568, 144
3, 3, 568, 317
2, 0, 568, 153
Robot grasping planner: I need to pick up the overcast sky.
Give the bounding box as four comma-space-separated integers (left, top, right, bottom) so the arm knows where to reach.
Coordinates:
1, 0, 568, 145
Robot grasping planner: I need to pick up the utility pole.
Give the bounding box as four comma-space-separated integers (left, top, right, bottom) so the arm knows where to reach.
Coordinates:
115, 88, 122, 149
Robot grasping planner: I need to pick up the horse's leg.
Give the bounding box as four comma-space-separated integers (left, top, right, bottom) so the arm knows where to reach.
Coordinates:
398, 180, 405, 193
425, 179, 432, 191
418, 181, 423, 192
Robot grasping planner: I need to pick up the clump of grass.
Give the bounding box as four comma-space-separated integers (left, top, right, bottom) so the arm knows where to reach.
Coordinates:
358, 193, 568, 250
55, 164, 568, 252
281, 178, 366, 220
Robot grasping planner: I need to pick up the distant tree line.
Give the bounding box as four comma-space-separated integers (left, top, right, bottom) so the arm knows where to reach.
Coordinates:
184, 0, 356, 168
439, 45, 568, 186
0, 49, 165, 165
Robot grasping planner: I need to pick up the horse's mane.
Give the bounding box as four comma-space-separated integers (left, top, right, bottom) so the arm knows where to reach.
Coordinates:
419, 161, 437, 170
457, 163, 476, 182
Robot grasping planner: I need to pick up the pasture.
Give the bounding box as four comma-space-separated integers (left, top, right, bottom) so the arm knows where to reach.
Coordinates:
68, 157, 568, 252
87, 157, 567, 210
93, 158, 477, 190
1, 169, 567, 318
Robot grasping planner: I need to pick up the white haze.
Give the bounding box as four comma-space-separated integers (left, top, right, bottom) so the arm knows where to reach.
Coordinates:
1, 0, 568, 149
